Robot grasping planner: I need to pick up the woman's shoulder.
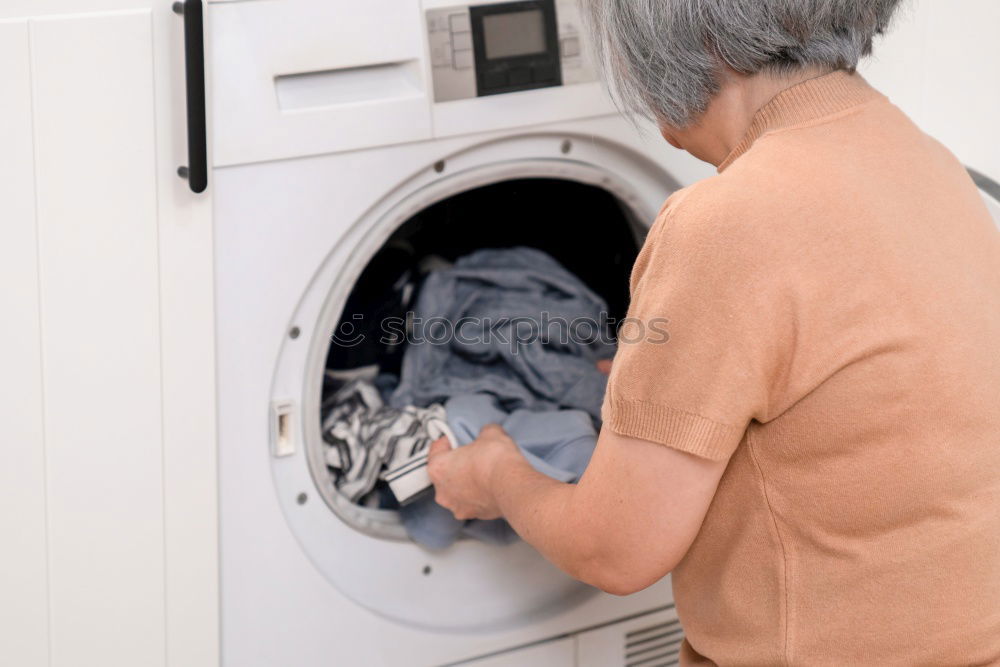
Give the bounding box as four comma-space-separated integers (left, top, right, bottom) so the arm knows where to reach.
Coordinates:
655, 158, 839, 252
642, 172, 821, 285
651, 176, 772, 246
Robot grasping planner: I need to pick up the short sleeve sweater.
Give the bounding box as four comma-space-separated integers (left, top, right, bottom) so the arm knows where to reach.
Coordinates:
602, 70, 1000, 665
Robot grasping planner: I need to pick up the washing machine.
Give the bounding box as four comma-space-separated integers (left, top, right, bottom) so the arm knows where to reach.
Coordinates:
210, 1, 712, 665
207, 1, 1000, 666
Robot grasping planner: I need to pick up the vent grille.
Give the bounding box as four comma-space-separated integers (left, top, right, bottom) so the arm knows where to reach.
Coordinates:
623, 616, 684, 667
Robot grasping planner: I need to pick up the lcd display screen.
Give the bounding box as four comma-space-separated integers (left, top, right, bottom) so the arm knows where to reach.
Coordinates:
482, 9, 546, 59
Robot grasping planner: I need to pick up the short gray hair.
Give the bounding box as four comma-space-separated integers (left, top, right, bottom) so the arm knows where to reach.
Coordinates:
584, 0, 904, 127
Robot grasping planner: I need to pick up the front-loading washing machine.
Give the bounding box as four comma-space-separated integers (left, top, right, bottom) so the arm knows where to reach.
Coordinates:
207, 1, 1000, 665
209, 0, 712, 664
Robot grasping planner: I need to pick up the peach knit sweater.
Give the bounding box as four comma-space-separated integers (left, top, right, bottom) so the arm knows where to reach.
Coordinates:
602, 71, 1000, 665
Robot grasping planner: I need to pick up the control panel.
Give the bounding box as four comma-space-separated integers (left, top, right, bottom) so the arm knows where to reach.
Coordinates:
427, 0, 597, 103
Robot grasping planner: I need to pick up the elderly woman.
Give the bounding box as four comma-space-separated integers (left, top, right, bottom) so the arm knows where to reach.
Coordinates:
427, 0, 1000, 664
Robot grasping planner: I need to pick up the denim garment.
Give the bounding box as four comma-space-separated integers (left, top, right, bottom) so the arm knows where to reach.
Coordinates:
389, 247, 615, 422
401, 393, 597, 549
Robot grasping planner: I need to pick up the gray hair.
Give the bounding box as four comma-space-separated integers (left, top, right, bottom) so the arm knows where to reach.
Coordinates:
584, 0, 904, 127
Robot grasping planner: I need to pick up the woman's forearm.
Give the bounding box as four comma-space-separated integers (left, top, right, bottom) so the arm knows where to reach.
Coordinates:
428, 425, 726, 594
487, 449, 606, 586
482, 429, 728, 595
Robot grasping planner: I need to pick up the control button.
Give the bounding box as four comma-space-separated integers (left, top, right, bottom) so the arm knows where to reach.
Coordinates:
452, 31, 472, 50
427, 13, 450, 33
430, 42, 452, 68
560, 37, 581, 58
509, 67, 532, 86
449, 13, 471, 33
483, 71, 507, 89
533, 64, 559, 82
453, 49, 474, 70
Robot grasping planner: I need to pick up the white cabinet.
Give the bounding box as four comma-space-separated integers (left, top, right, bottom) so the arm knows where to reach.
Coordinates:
0, 2, 216, 667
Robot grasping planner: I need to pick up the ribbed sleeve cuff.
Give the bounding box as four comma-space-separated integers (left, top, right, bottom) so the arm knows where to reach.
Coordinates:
602, 396, 744, 461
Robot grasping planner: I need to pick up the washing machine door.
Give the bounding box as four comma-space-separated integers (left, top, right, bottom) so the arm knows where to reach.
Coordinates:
265, 146, 684, 636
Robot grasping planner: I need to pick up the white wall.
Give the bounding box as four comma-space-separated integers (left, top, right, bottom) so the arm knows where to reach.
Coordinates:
861, 0, 1000, 181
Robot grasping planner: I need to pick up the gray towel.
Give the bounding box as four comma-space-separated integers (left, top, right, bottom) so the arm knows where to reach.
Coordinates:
389, 247, 615, 421
400, 393, 598, 549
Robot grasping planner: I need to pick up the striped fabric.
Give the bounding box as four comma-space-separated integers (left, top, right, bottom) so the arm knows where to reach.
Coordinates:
322, 379, 453, 504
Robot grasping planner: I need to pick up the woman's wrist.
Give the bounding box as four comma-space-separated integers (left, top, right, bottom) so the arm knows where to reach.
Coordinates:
481, 437, 526, 506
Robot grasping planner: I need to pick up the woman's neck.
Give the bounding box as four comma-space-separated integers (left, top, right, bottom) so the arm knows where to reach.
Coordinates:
662, 66, 835, 166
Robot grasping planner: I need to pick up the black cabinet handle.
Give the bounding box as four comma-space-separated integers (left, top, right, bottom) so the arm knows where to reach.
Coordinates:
173, 0, 207, 194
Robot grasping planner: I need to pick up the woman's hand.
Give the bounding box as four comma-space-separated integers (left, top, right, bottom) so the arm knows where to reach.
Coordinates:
426, 424, 521, 520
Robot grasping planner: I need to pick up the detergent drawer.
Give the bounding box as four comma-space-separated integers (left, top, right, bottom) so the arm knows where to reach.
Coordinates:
209, 0, 433, 166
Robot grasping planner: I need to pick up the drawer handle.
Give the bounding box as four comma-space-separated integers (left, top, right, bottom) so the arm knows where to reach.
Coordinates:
173, 0, 208, 194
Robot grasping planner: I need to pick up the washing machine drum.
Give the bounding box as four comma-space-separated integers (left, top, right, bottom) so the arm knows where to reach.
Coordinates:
272, 177, 643, 633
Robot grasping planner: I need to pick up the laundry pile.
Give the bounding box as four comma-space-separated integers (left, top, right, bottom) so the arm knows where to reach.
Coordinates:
389, 246, 614, 421
321, 247, 614, 549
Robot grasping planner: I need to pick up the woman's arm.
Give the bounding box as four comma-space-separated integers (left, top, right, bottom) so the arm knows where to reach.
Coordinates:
426, 424, 727, 595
